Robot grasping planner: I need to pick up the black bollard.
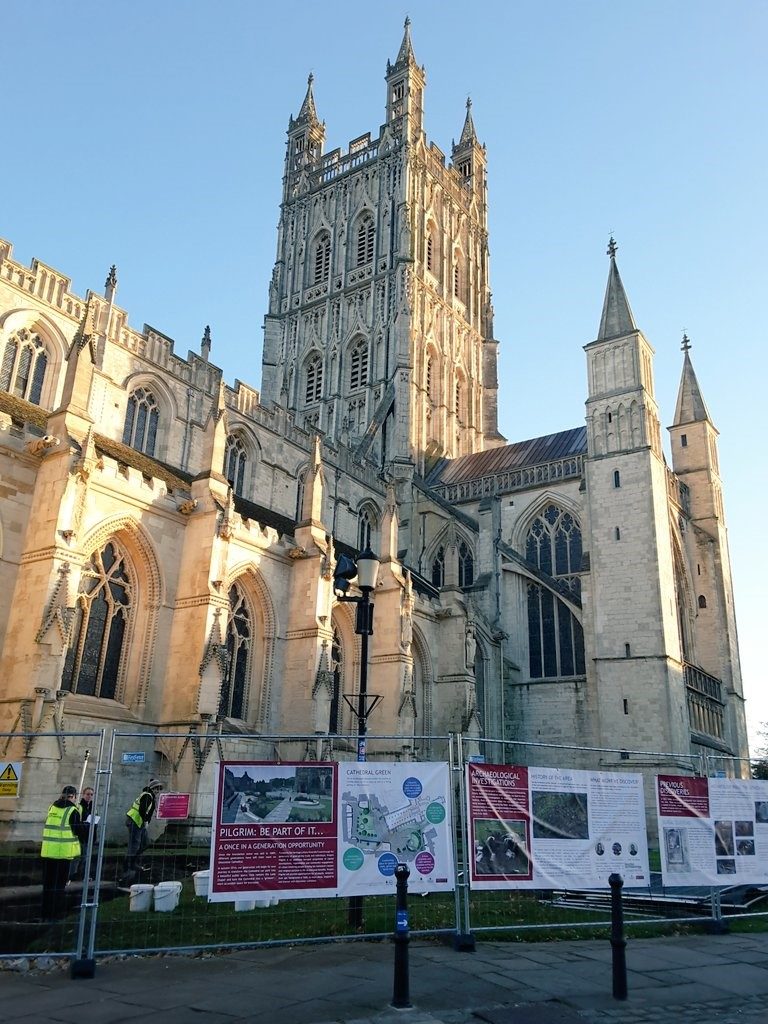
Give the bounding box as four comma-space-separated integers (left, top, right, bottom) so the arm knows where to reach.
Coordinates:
391, 863, 412, 1009
609, 872, 627, 1000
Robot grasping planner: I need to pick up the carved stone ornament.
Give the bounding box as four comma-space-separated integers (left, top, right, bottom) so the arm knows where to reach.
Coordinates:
178, 498, 198, 515
26, 435, 61, 456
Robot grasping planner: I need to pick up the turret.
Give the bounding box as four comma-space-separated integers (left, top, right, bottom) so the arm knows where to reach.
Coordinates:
451, 98, 487, 205
385, 17, 425, 136
285, 73, 325, 194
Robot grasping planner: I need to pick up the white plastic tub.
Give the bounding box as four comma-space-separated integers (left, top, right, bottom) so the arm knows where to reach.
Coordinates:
235, 900, 256, 912
193, 870, 210, 897
153, 880, 182, 912
129, 884, 154, 912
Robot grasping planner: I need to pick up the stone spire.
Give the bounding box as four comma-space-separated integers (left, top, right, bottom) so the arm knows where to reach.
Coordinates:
673, 335, 712, 425
597, 237, 638, 340
294, 72, 320, 128
458, 96, 478, 146
201, 324, 212, 362
391, 15, 417, 71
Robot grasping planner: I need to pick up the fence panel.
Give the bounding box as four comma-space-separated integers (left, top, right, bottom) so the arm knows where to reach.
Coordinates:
0, 729, 105, 961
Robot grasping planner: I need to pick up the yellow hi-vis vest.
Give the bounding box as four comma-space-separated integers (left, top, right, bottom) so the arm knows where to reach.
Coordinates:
126, 794, 145, 827
41, 803, 80, 860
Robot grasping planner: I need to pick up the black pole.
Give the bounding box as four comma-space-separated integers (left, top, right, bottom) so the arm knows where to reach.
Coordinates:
392, 863, 411, 1008
609, 872, 627, 1000
357, 593, 370, 763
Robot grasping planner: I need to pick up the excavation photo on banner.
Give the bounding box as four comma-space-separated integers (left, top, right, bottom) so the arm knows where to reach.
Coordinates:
466, 763, 650, 890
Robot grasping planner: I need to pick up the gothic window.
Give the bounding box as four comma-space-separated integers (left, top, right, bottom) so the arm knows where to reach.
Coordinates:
220, 583, 251, 720
61, 541, 133, 700
426, 229, 435, 273
613, 470, 621, 488
329, 627, 343, 733
295, 469, 307, 522
224, 433, 247, 495
458, 541, 474, 588
358, 507, 374, 551
123, 387, 159, 456
426, 355, 434, 402
305, 355, 323, 403
349, 337, 369, 390
313, 232, 331, 283
698, 595, 707, 609
431, 546, 445, 588
525, 504, 585, 679
455, 375, 466, 423
356, 215, 375, 267
453, 258, 463, 298
0, 329, 48, 405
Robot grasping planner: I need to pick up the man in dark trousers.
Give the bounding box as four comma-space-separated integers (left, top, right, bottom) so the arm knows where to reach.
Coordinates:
122, 779, 162, 883
40, 785, 85, 919
73, 785, 96, 881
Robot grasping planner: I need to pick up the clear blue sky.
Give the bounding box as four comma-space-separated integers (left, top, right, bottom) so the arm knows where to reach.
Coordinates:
3, 2, 765, 748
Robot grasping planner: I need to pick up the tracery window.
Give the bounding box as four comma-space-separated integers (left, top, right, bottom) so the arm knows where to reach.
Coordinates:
453, 259, 462, 298
426, 355, 434, 401
458, 541, 474, 588
313, 232, 331, 283
525, 504, 585, 679
61, 541, 132, 700
123, 387, 159, 456
305, 355, 323, 403
329, 627, 343, 733
295, 469, 307, 522
0, 329, 47, 405
224, 433, 247, 495
220, 583, 251, 720
356, 216, 374, 266
426, 230, 435, 273
358, 507, 374, 551
431, 546, 445, 588
349, 337, 369, 390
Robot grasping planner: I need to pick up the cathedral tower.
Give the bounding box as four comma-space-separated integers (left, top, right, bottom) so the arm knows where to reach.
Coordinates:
261, 20, 502, 473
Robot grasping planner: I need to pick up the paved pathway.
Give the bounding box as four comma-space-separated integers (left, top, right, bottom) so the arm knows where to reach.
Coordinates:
1, 933, 767, 1023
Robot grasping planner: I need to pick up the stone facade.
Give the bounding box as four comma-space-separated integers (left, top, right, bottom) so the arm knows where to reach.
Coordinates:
0, 24, 748, 839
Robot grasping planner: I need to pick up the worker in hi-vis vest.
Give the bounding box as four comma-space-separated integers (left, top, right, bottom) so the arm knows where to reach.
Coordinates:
121, 779, 162, 883
40, 785, 85, 920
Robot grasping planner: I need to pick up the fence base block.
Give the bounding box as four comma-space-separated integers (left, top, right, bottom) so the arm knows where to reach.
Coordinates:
704, 919, 730, 935
452, 931, 476, 952
70, 958, 96, 979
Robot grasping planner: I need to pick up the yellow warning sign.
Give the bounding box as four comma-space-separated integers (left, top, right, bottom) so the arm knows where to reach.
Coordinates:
0, 762, 22, 797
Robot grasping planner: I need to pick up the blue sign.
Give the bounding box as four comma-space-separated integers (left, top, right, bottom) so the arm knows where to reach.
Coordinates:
122, 752, 145, 764
396, 909, 409, 933
377, 853, 398, 876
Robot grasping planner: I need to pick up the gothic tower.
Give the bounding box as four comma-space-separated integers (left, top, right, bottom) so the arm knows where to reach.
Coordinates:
261, 20, 502, 474
581, 240, 690, 760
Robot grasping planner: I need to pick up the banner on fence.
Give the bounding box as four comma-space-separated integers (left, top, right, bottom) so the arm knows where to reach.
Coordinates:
657, 774, 768, 885
157, 792, 191, 819
0, 761, 22, 797
338, 761, 454, 896
209, 761, 339, 902
466, 763, 649, 890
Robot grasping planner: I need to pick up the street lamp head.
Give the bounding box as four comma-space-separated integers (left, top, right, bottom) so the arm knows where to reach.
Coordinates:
333, 553, 359, 597
356, 547, 380, 592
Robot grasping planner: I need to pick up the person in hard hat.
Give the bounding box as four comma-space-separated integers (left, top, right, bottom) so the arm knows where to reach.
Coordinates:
121, 779, 163, 884
40, 785, 86, 919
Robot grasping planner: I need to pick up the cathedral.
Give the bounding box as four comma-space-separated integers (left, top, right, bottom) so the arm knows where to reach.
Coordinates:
0, 22, 748, 834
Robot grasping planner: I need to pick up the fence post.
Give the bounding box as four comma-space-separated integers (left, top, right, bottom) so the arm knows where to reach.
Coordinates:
391, 863, 411, 1008
452, 733, 475, 951
71, 729, 106, 979
609, 873, 627, 1000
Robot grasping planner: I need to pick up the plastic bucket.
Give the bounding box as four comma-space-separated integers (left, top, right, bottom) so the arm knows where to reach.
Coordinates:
193, 870, 210, 897
153, 881, 182, 912
254, 897, 271, 908
129, 884, 154, 912
235, 900, 256, 912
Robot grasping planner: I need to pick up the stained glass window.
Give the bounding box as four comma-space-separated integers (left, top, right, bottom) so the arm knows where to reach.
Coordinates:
431, 546, 445, 588
220, 583, 251, 720
61, 541, 132, 700
525, 504, 585, 679
458, 541, 474, 588
0, 329, 48, 404
358, 508, 373, 552
224, 434, 247, 494
123, 388, 159, 456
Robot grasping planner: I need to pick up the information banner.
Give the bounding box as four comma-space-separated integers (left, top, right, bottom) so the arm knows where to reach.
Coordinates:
466, 763, 649, 890
338, 762, 454, 896
657, 775, 768, 885
157, 792, 190, 820
209, 761, 338, 902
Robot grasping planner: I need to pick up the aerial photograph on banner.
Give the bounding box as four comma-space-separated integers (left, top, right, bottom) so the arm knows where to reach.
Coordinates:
209, 761, 338, 902
338, 762, 454, 896
657, 775, 768, 886
467, 763, 649, 890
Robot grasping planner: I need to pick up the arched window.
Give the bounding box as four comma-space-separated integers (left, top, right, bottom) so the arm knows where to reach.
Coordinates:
458, 541, 474, 588
349, 337, 369, 390
426, 355, 434, 402
455, 374, 466, 423
61, 541, 133, 700
525, 504, 585, 679
295, 469, 307, 522
123, 387, 159, 456
698, 595, 707, 609
0, 329, 48, 405
224, 433, 247, 495
431, 546, 445, 588
453, 257, 463, 298
329, 627, 343, 733
358, 507, 374, 551
313, 232, 331, 283
305, 355, 323, 403
220, 583, 251, 719
356, 215, 374, 267
426, 228, 435, 273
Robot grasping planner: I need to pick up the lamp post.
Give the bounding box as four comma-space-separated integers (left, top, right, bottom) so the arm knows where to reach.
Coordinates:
334, 546, 381, 763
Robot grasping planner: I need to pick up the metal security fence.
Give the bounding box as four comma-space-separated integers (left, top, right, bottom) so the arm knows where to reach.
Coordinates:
2, 728, 767, 968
